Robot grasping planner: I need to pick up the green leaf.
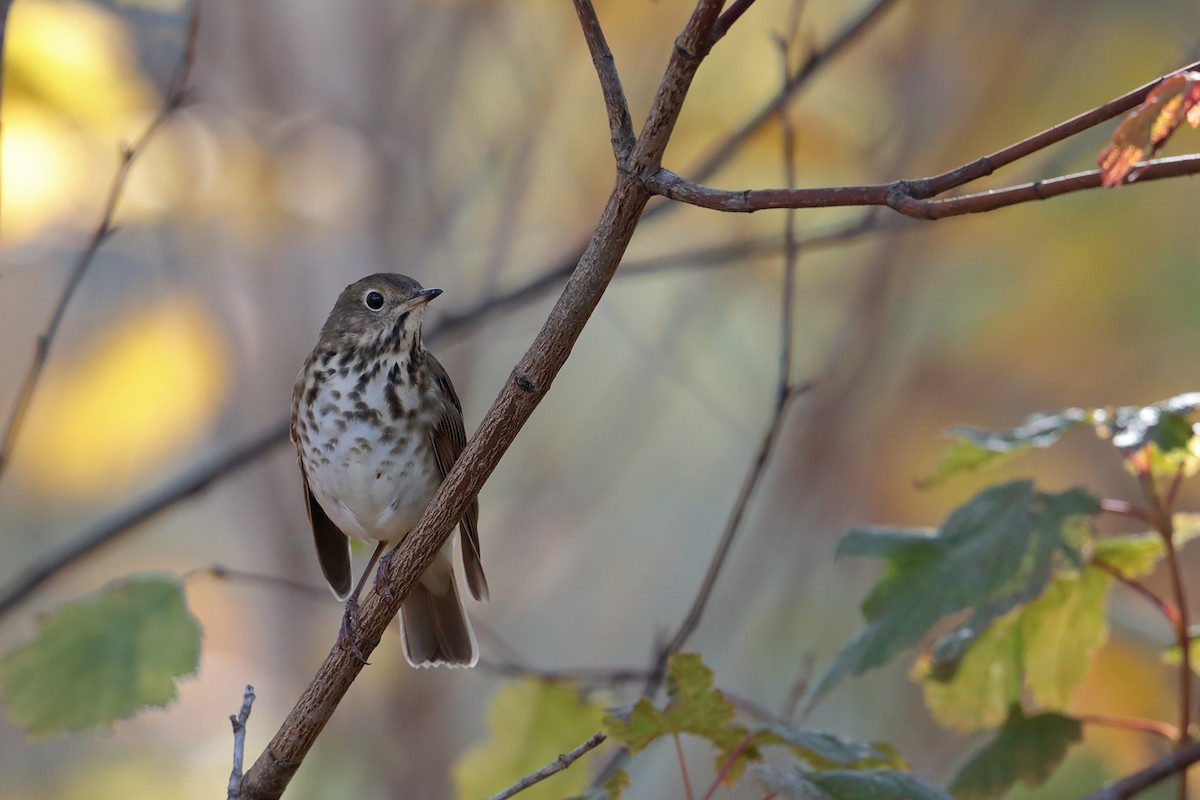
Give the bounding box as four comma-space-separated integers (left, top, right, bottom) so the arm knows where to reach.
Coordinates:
947, 707, 1082, 800
811, 482, 1098, 702
604, 653, 759, 785
0, 575, 201, 736
920, 409, 1088, 488
1093, 532, 1166, 578
1090, 514, 1200, 579
809, 769, 954, 800
1022, 567, 1110, 708
918, 610, 1022, 730
755, 767, 833, 800
756, 725, 903, 770
454, 680, 607, 800
919, 568, 1109, 731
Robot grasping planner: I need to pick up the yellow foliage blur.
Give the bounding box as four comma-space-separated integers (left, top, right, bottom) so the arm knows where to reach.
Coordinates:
16, 297, 229, 499
1, 0, 158, 243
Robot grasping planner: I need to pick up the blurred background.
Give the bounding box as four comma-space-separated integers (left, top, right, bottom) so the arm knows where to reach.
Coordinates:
2, 0, 1200, 797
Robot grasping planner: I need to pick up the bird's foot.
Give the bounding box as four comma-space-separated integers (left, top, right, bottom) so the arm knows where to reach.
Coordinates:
373, 548, 397, 603
338, 597, 370, 664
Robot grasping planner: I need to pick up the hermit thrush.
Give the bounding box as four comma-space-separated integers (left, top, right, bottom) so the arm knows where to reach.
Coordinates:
290, 273, 487, 667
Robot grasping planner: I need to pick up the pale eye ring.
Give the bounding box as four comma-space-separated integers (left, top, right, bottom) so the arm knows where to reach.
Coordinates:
364, 290, 385, 310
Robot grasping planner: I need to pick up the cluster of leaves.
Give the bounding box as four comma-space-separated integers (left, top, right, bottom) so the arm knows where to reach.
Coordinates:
807, 393, 1200, 797
458, 393, 1200, 800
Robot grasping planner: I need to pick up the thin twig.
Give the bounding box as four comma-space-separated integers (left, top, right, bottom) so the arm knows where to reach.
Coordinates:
185, 564, 332, 602
1091, 558, 1180, 627
775, 11, 801, 412
227, 685, 256, 800
1077, 713, 1178, 742
1080, 739, 1200, 800
1099, 498, 1155, 524
642, 153, 1200, 218
483, 732, 607, 800
0, 423, 285, 621
572, 0, 635, 163
0, 2, 199, 481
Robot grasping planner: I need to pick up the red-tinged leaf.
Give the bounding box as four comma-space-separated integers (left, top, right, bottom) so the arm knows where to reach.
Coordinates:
1099, 71, 1200, 187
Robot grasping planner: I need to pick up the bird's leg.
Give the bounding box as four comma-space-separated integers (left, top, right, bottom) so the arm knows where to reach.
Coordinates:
372, 542, 403, 603
339, 541, 388, 664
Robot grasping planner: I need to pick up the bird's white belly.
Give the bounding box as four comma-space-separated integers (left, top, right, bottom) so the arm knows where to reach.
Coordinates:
303, 383, 440, 543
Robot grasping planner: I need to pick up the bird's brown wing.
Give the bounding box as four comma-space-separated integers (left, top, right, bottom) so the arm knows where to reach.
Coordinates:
305, 481, 353, 599
426, 352, 489, 602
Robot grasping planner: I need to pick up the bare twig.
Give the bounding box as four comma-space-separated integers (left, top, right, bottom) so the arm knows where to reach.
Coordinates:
185, 563, 332, 602
1081, 739, 1200, 800
0, 3, 200, 481
642, 153, 1200, 218
227, 685, 256, 800
0, 423, 285, 621
572, 0, 635, 163
484, 732, 608, 800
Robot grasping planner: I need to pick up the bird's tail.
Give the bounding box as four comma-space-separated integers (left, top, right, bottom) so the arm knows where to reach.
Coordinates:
400, 563, 477, 668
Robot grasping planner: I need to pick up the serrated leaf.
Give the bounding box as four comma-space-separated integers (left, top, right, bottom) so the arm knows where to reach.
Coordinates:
948, 707, 1082, 800
756, 725, 903, 770
0, 575, 201, 736
919, 409, 1087, 489
1099, 72, 1200, 186
809, 769, 954, 800
454, 680, 607, 800
604, 654, 759, 785
811, 482, 1098, 702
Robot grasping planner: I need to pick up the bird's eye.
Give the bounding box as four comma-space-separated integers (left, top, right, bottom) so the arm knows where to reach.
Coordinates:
364, 291, 385, 310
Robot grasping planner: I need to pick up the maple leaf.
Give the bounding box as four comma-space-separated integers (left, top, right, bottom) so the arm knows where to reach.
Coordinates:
1099, 70, 1200, 187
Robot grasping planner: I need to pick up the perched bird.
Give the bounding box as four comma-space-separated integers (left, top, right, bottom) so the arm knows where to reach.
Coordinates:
290, 273, 487, 667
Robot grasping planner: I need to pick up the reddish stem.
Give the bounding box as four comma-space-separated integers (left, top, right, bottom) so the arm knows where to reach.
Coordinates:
1136, 469, 1193, 800
1078, 713, 1179, 742
1099, 497, 1155, 523
700, 731, 757, 800
674, 733, 695, 800
1092, 558, 1181, 627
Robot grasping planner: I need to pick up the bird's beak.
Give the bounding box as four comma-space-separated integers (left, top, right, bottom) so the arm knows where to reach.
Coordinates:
405, 288, 443, 308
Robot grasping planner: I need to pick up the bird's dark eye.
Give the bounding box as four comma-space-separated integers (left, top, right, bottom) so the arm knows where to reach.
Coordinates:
364, 291, 385, 310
